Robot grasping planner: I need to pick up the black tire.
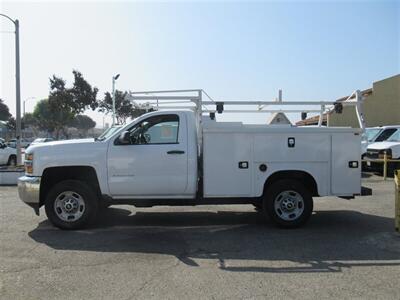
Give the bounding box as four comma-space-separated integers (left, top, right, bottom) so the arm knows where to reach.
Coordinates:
387, 162, 400, 178
45, 180, 99, 230
7, 155, 16, 166
263, 179, 313, 228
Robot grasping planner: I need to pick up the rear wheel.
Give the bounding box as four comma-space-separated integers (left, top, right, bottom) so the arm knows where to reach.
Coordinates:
45, 180, 99, 230
264, 179, 313, 228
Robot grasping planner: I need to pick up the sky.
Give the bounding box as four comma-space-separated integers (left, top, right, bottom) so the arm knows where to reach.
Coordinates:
1, 0, 399, 128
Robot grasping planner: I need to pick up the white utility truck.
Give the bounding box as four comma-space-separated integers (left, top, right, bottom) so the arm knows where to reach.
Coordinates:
18, 89, 371, 229
364, 128, 400, 175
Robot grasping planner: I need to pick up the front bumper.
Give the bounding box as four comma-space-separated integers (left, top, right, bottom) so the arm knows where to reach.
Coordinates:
18, 176, 41, 215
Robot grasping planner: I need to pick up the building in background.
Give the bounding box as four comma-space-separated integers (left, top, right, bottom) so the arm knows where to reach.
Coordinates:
268, 112, 292, 125
297, 74, 400, 127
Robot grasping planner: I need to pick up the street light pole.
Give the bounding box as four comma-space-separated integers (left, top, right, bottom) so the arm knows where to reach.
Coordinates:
112, 74, 120, 126
1, 14, 22, 165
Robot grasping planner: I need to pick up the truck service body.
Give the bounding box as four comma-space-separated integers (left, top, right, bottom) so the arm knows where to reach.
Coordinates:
18, 89, 370, 229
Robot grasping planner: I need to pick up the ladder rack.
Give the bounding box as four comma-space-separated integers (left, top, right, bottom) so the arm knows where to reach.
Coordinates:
127, 89, 366, 130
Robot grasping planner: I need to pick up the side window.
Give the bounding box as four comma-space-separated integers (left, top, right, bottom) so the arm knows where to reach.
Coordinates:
375, 129, 396, 142
127, 114, 179, 145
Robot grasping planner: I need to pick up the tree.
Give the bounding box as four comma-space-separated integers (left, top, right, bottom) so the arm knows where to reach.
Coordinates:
69, 70, 99, 113
69, 115, 96, 137
22, 113, 37, 129
98, 90, 152, 125
49, 70, 98, 115
0, 98, 12, 121
98, 90, 133, 125
32, 99, 74, 139
42, 70, 99, 138
22, 113, 39, 136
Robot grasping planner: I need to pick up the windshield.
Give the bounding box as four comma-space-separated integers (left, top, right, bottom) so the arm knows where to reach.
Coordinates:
96, 126, 122, 141
387, 129, 400, 142
363, 128, 381, 142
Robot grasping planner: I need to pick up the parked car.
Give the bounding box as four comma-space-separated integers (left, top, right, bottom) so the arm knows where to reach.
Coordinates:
29, 138, 54, 147
364, 128, 400, 175
7, 138, 31, 148
361, 125, 400, 155
18, 107, 370, 230
0, 141, 17, 166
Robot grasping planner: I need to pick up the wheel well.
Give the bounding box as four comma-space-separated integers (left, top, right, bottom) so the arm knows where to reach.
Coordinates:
7, 154, 16, 164
263, 170, 319, 197
40, 166, 101, 206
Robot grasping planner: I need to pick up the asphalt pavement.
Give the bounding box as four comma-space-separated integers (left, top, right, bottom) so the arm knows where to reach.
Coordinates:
1, 174, 399, 299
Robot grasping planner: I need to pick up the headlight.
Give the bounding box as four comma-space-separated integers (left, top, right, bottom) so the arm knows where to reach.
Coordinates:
25, 153, 33, 174
378, 149, 392, 159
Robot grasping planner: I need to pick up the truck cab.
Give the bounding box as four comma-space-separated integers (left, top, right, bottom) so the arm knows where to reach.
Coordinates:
107, 111, 198, 198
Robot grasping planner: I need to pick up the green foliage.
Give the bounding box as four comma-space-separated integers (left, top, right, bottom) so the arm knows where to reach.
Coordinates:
49, 70, 98, 115
0, 98, 12, 121
32, 99, 74, 138
26, 70, 99, 137
69, 70, 99, 112
22, 113, 37, 129
98, 90, 152, 124
69, 115, 96, 131
98, 90, 133, 125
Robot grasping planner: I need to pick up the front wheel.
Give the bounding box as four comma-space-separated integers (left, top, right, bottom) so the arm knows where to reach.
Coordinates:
45, 180, 99, 230
264, 179, 313, 228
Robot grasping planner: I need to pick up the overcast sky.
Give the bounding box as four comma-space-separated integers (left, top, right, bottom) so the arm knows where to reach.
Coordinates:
1, 0, 399, 128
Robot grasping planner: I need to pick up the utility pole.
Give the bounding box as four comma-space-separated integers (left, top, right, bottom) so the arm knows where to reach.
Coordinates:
0, 14, 22, 165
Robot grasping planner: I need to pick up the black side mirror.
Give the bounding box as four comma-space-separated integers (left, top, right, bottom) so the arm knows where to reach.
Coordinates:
118, 131, 131, 145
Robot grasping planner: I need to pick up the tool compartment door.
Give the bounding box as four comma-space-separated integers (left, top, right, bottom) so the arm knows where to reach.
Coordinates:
203, 132, 252, 197
331, 133, 361, 195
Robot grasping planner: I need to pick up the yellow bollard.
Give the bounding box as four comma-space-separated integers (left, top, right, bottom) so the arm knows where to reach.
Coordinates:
395, 170, 399, 232
383, 152, 388, 181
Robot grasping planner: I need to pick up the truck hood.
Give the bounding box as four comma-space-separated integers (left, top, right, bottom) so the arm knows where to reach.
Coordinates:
26, 138, 95, 153
367, 141, 400, 150
26, 138, 109, 177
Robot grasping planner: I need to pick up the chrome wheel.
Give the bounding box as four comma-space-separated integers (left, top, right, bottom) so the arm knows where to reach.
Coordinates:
274, 190, 304, 221
54, 191, 86, 222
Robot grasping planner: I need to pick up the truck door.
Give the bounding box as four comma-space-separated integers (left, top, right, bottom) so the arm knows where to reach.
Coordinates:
107, 113, 188, 197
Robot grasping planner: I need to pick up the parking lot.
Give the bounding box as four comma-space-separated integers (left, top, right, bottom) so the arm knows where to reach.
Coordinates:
1, 174, 399, 299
